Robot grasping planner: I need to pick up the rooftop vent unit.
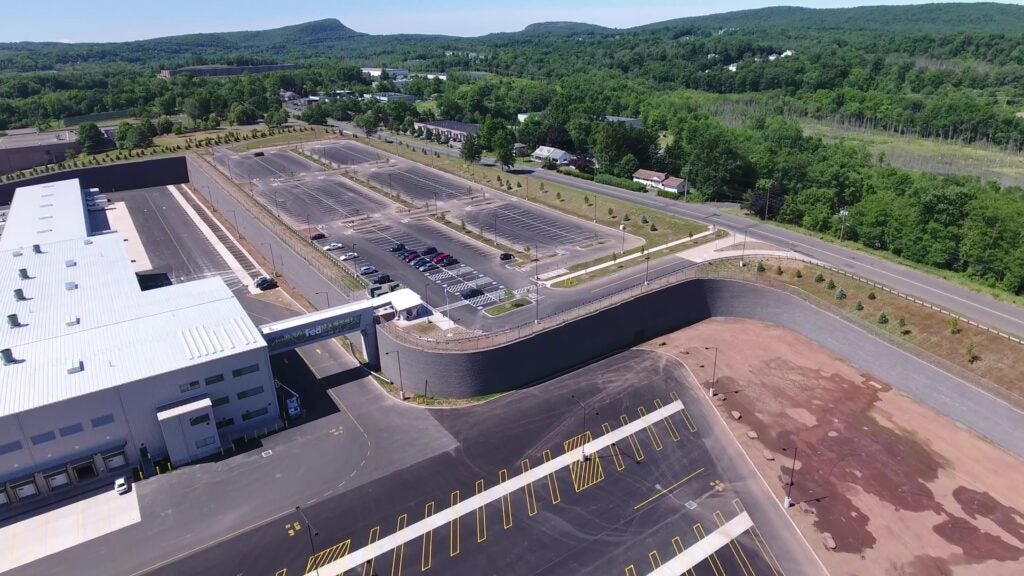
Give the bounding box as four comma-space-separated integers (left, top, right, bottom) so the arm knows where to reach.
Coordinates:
65, 315, 79, 327
0, 349, 15, 366
7, 314, 21, 328
64, 259, 76, 268
66, 359, 83, 374
12, 250, 21, 258
13, 289, 26, 301
17, 268, 28, 280
64, 281, 77, 291
83, 239, 93, 246
31, 244, 41, 254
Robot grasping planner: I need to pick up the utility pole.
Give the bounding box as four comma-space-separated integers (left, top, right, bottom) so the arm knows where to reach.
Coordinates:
764, 186, 771, 221
839, 207, 850, 242
571, 394, 588, 461
705, 346, 718, 397
493, 214, 498, 246
783, 446, 798, 508
385, 351, 405, 400
229, 210, 242, 240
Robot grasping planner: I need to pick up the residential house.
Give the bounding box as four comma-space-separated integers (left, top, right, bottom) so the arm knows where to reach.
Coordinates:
531, 146, 572, 165
632, 169, 689, 193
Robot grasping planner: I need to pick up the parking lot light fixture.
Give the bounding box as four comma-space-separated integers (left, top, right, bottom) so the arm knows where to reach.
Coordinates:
295, 506, 319, 557
571, 394, 588, 461
261, 242, 278, 277
385, 351, 405, 400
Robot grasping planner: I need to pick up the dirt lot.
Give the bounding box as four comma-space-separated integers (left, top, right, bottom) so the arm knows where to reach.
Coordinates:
645, 318, 1024, 576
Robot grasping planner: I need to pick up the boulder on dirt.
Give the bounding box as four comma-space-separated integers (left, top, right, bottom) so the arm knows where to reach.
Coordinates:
763, 450, 775, 461
779, 473, 793, 486
714, 394, 727, 402
822, 533, 837, 551
746, 430, 759, 439
730, 410, 742, 420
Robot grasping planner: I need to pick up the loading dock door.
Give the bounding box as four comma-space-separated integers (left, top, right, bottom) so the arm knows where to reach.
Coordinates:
46, 471, 71, 490
105, 453, 126, 470
13, 481, 37, 500
0, 490, 7, 505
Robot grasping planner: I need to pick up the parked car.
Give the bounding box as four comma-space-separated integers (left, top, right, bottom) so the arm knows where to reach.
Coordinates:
255, 276, 277, 290
418, 263, 438, 272
398, 249, 413, 258
499, 252, 514, 261
388, 243, 406, 252
114, 477, 129, 495
324, 242, 345, 251
440, 257, 459, 267
340, 252, 358, 261
421, 246, 438, 256
403, 252, 421, 263
310, 232, 327, 241
431, 253, 449, 264
373, 274, 392, 285
358, 265, 377, 275
460, 288, 484, 300
254, 151, 265, 157
411, 258, 430, 268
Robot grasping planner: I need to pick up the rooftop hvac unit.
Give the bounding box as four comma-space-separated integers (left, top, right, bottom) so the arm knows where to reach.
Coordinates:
31, 244, 41, 254
17, 268, 28, 280
7, 314, 21, 328
13, 289, 25, 301
0, 349, 15, 366
66, 359, 83, 374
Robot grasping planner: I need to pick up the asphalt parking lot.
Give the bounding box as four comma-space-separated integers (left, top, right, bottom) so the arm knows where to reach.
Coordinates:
305, 141, 385, 166
145, 349, 785, 576
255, 176, 389, 229
368, 163, 474, 203
463, 200, 606, 253
213, 148, 322, 183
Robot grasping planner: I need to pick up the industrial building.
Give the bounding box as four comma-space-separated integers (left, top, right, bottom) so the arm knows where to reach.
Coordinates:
0, 179, 277, 507
413, 120, 479, 143
0, 129, 79, 175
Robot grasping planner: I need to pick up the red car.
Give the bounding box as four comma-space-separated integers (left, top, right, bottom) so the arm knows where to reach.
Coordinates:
403, 252, 420, 263
431, 252, 449, 264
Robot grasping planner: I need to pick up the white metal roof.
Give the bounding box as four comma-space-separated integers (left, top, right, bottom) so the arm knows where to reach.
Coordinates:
0, 179, 89, 251
258, 288, 423, 335
531, 146, 569, 160
157, 396, 213, 420
0, 179, 265, 418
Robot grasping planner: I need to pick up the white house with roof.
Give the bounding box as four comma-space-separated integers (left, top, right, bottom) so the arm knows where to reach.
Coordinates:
632, 169, 689, 193
530, 146, 572, 165
0, 179, 277, 507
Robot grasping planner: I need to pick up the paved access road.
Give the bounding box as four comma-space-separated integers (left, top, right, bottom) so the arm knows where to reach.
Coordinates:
141, 349, 817, 576
344, 124, 1024, 338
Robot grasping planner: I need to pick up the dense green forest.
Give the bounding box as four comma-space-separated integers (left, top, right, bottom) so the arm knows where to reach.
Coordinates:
1, 3, 1022, 295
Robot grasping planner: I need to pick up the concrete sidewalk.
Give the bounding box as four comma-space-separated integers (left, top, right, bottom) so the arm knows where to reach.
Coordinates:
0, 489, 141, 573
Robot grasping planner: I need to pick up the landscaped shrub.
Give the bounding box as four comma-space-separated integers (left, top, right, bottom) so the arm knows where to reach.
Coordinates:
877, 312, 889, 324
835, 288, 847, 300
657, 189, 681, 200
594, 173, 646, 192
814, 272, 825, 283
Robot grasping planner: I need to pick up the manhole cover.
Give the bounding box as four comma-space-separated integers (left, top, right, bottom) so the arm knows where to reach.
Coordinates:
685, 501, 698, 510
261, 450, 273, 458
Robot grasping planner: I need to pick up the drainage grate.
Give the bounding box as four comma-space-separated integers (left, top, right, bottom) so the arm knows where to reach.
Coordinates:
261, 450, 273, 458
685, 500, 698, 510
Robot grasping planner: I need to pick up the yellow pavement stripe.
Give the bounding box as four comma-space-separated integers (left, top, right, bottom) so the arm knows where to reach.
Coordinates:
620, 415, 645, 462
542, 450, 561, 504
654, 399, 682, 441
275, 570, 287, 576
625, 565, 638, 576
694, 523, 726, 576
633, 468, 705, 510
670, 392, 698, 433
499, 469, 513, 529
603, 423, 626, 470
421, 502, 435, 572
565, 431, 604, 492
391, 514, 408, 576
362, 527, 380, 576
733, 499, 783, 576
671, 537, 698, 576
521, 460, 539, 516
638, 407, 664, 451
307, 540, 352, 572
449, 492, 460, 557
475, 480, 487, 543
715, 510, 754, 576
649, 550, 663, 570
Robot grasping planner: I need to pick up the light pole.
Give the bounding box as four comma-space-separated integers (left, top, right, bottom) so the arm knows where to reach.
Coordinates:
228, 210, 242, 239
839, 207, 850, 242
571, 394, 588, 461
295, 506, 319, 558
782, 446, 798, 508
385, 351, 405, 400
644, 256, 650, 285
315, 291, 330, 309
705, 346, 718, 397
433, 191, 438, 216
764, 187, 771, 221
741, 229, 748, 266
262, 242, 278, 277
620, 223, 626, 252
533, 244, 540, 324
273, 188, 281, 218
493, 214, 498, 246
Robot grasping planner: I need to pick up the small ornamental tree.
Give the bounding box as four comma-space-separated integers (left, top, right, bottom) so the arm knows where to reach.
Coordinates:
826, 278, 836, 290
877, 312, 889, 325
756, 261, 766, 272
855, 300, 864, 311
868, 291, 877, 300
814, 272, 825, 284
948, 317, 960, 334
835, 288, 847, 300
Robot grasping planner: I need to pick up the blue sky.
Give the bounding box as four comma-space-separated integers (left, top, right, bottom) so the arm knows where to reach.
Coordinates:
2, 0, 1020, 42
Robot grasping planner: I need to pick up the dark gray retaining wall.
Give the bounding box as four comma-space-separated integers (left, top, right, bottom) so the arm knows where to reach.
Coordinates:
0, 156, 189, 203
381, 278, 1024, 459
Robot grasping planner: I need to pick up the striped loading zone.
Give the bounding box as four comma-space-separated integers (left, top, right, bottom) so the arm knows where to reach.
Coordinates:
305, 400, 686, 576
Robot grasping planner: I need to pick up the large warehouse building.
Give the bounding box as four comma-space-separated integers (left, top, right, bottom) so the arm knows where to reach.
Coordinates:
0, 179, 278, 506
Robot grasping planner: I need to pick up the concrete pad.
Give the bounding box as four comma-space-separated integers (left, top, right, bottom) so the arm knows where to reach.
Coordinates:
105, 201, 152, 272
0, 489, 141, 572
